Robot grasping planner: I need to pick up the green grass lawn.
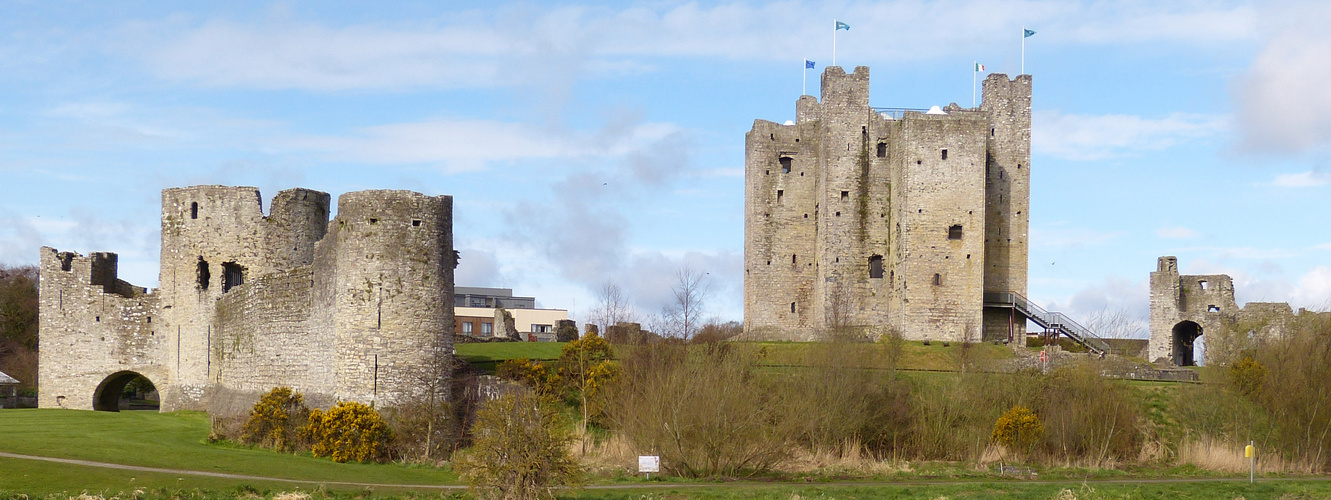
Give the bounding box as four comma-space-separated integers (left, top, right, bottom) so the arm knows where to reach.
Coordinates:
455, 341, 568, 372
747, 340, 1015, 372
0, 409, 458, 490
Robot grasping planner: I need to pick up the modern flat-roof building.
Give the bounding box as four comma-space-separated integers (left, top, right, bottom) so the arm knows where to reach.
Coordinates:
453, 286, 567, 341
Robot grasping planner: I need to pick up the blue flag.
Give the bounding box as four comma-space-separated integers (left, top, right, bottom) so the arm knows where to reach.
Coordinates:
836, 21, 850, 31
805, 60, 816, 69
1024, 28, 1036, 38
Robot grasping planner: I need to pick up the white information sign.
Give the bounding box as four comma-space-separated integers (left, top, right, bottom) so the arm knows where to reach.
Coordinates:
638, 455, 661, 473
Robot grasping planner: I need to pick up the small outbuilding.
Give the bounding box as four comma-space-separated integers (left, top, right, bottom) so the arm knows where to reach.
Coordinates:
0, 371, 18, 408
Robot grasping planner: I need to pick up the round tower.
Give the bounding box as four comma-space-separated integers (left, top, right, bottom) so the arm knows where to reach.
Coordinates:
265, 188, 332, 268
327, 190, 454, 406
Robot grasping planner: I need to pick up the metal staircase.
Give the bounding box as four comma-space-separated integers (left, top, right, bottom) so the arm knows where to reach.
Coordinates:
984, 291, 1111, 355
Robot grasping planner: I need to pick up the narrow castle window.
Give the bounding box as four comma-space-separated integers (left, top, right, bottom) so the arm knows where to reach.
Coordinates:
841, 191, 849, 201
779, 156, 793, 173
776, 190, 784, 202
941, 149, 948, 160
877, 142, 886, 158
991, 128, 995, 137
890, 270, 894, 282
792, 254, 797, 264
197, 258, 210, 290
412, 219, 422, 227
790, 302, 796, 313
1208, 305, 1220, 312
869, 255, 884, 279
190, 202, 198, 220
948, 225, 963, 240
1199, 280, 1209, 290
222, 262, 245, 293
933, 273, 942, 286
369, 218, 379, 224
835, 212, 841, 217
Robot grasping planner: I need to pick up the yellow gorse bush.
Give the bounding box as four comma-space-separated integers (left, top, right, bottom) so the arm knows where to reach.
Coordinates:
302, 401, 392, 463
241, 387, 309, 452
992, 404, 1043, 450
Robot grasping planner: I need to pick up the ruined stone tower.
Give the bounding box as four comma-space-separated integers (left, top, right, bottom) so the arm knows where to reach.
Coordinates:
39, 186, 455, 412
744, 66, 1031, 341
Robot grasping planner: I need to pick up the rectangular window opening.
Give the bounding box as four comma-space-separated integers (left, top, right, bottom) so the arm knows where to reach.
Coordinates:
779, 156, 793, 174
790, 302, 796, 313
877, 142, 887, 158
776, 190, 784, 202
222, 262, 245, 293
840, 190, 849, 201
948, 225, 963, 240
412, 219, 422, 227
1208, 305, 1220, 313
941, 149, 948, 160
462, 322, 473, 334
933, 273, 942, 286
481, 322, 493, 336
1199, 280, 1209, 290
869, 255, 884, 279
792, 254, 797, 264
197, 258, 211, 290
190, 202, 198, 220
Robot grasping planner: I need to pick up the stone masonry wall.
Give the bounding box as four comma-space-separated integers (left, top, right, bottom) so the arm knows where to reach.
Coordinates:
39, 185, 454, 413
743, 66, 1028, 342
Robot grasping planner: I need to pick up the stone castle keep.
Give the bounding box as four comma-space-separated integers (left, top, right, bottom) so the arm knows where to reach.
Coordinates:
744, 66, 1031, 342
39, 186, 455, 412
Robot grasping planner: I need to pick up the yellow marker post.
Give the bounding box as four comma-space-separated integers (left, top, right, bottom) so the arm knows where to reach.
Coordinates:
1245, 441, 1255, 483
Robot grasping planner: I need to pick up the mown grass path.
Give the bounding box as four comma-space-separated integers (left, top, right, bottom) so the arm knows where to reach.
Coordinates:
0, 409, 458, 485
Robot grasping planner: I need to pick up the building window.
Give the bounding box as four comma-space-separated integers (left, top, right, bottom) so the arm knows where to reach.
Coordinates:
533, 324, 552, 333
948, 225, 963, 240
197, 258, 210, 290
933, 273, 942, 286
481, 322, 493, 337
222, 262, 245, 293
462, 322, 473, 334
877, 142, 886, 158
869, 255, 884, 279
790, 302, 796, 313
1199, 280, 1209, 290
190, 202, 198, 220
941, 149, 948, 160
841, 191, 849, 201
779, 156, 793, 174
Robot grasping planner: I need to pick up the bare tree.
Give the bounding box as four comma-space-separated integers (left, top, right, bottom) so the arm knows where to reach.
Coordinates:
662, 264, 711, 339
589, 282, 635, 334
1084, 306, 1147, 339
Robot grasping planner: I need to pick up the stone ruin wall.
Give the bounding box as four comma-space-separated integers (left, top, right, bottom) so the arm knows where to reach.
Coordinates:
1149, 255, 1322, 366
39, 186, 454, 414
744, 66, 1030, 342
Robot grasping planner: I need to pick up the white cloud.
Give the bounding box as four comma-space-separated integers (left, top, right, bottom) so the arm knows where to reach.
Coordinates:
1156, 226, 1200, 239
280, 119, 681, 173
1272, 170, 1330, 187
1235, 2, 1331, 154
1292, 266, 1331, 309
1033, 110, 1227, 161
116, 1, 1257, 91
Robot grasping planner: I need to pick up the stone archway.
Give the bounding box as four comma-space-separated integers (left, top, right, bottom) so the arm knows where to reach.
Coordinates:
1172, 321, 1203, 366
93, 371, 159, 411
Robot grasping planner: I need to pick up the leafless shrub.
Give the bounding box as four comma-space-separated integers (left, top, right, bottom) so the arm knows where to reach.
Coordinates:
610, 341, 788, 477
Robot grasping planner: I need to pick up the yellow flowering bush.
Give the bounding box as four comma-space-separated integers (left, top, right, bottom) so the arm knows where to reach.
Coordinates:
992, 404, 1043, 451
241, 387, 309, 452
303, 401, 392, 463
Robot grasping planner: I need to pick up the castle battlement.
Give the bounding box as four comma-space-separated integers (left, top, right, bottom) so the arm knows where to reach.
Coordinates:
39, 186, 455, 413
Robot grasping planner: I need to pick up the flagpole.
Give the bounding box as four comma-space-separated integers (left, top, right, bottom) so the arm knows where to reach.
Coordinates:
803, 59, 807, 96
973, 61, 977, 107
1021, 27, 1025, 74
832, 20, 837, 67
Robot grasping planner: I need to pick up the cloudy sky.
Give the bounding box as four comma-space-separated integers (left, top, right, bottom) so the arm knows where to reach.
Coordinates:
2, 1, 1329, 333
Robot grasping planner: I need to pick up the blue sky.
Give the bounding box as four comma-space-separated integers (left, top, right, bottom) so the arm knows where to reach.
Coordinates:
2, 1, 1329, 334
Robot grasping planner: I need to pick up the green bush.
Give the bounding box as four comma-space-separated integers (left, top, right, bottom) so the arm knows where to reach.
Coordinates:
302, 401, 392, 463
240, 387, 309, 452
454, 389, 581, 499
